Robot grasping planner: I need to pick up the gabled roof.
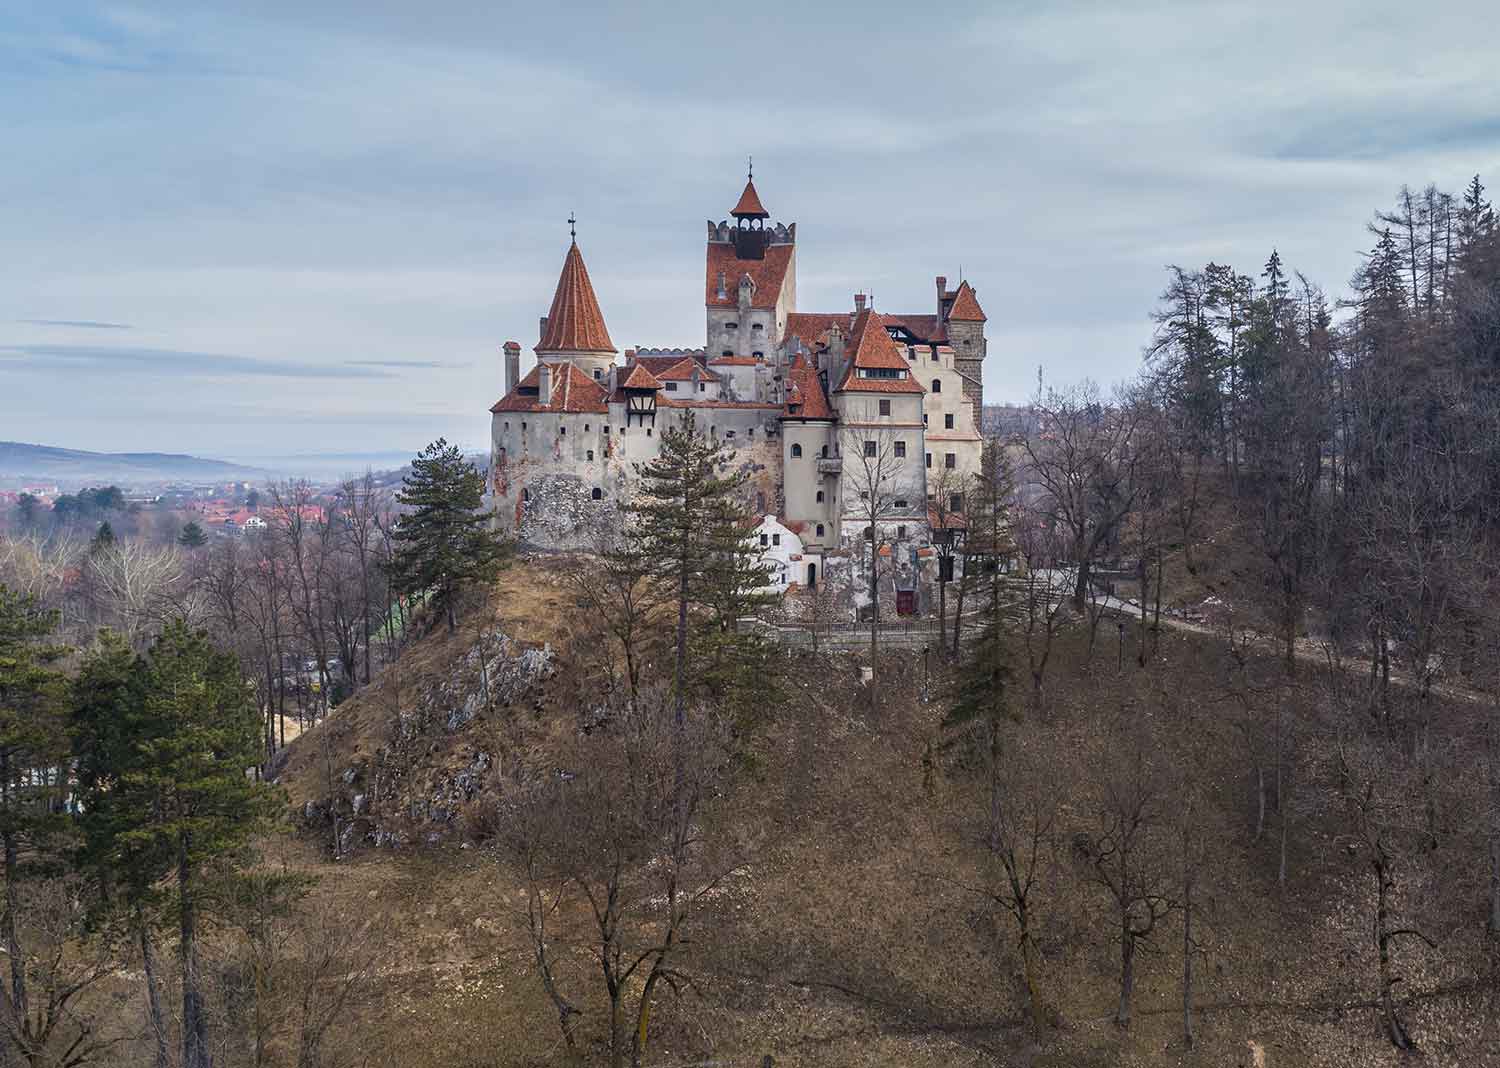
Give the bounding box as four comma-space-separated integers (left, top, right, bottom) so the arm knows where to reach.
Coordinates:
947, 281, 987, 323
618, 364, 662, 390
784, 311, 852, 351
834, 311, 927, 395
490, 361, 609, 414
730, 178, 769, 218
783, 354, 835, 421
536, 241, 616, 355
629, 352, 707, 379
655, 357, 721, 382
705, 242, 794, 309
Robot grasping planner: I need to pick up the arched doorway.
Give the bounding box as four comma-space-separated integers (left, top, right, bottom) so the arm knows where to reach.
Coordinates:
807, 562, 817, 588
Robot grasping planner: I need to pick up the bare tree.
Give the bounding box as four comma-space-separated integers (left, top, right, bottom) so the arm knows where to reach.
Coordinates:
840, 427, 912, 712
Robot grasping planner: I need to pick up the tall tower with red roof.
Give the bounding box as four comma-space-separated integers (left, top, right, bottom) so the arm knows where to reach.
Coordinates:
705, 166, 798, 362
535, 236, 618, 382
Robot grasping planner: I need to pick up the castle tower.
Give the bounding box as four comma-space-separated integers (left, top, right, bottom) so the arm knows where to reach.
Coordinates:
706, 166, 797, 362
938, 278, 988, 423
535, 236, 617, 382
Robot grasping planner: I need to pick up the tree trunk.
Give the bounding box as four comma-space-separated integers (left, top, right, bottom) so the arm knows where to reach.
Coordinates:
1116, 921, 1135, 1029
674, 567, 689, 729
138, 911, 170, 1068
1374, 858, 1413, 1050
1182, 866, 1195, 1049
951, 560, 968, 657
868, 527, 879, 715
937, 572, 947, 655
2, 821, 29, 1036
1136, 554, 1149, 668
180, 835, 210, 1068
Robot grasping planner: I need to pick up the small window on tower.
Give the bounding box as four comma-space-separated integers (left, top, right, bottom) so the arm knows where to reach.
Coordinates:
698, 382, 706, 392
926, 452, 932, 468
726, 322, 738, 330
931, 379, 942, 393
665, 382, 678, 392
944, 413, 955, 429
587, 450, 594, 461
791, 443, 803, 458
894, 441, 906, 458
816, 524, 825, 536
816, 490, 824, 503
559, 426, 566, 435
584, 424, 590, 432
592, 488, 603, 500
950, 494, 964, 513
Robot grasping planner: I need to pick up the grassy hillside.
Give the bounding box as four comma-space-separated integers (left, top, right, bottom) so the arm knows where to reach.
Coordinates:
247, 561, 1498, 1068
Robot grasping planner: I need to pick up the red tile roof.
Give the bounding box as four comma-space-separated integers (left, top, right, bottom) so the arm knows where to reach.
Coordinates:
783, 354, 835, 421
631, 353, 705, 378
705, 242, 794, 309
490, 361, 609, 414
618, 364, 661, 390
730, 178, 769, 218
536, 241, 616, 355
655, 357, 721, 382
658, 398, 780, 410
835, 311, 926, 394
947, 281, 987, 322
784, 311, 851, 351
883, 313, 945, 341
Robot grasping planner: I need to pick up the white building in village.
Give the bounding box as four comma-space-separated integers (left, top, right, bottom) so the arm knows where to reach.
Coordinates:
488, 172, 989, 572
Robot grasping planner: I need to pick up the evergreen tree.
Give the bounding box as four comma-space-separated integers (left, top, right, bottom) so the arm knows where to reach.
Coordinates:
74, 621, 280, 1068
387, 438, 511, 633
89, 521, 116, 555
177, 521, 208, 549
0, 585, 72, 1056
627, 413, 771, 726
14, 494, 39, 527
949, 440, 1018, 730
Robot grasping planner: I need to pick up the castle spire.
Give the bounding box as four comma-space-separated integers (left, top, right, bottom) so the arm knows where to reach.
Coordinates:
731, 171, 769, 220
535, 239, 616, 356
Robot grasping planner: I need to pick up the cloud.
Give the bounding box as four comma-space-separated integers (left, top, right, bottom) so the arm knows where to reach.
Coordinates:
0, 343, 394, 379
345, 358, 456, 369
18, 319, 133, 329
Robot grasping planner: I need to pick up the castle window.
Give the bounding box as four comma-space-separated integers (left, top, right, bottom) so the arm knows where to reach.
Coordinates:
816, 490, 824, 503
757, 492, 766, 511
504, 421, 510, 430
559, 425, 566, 435
587, 450, 594, 461
863, 440, 876, 457
604, 426, 610, 434
897, 525, 907, 539
698, 382, 706, 392
926, 452, 932, 468
723, 350, 732, 357
816, 524, 825, 537
725, 430, 736, 439
646, 428, 652, 436
931, 379, 941, 392
726, 322, 738, 330
950, 494, 964, 513
945, 452, 956, 469
821, 445, 828, 457
584, 424, 590, 432
591, 488, 603, 500
760, 533, 769, 546
594, 369, 602, 380
791, 443, 803, 458
521, 422, 527, 430
879, 399, 891, 416
752, 322, 764, 331
665, 381, 678, 392
944, 413, 955, 429
895, 499, 909, 509
753, 351, 763, 358
772, 533, 781, 546
894, 441, 906, 458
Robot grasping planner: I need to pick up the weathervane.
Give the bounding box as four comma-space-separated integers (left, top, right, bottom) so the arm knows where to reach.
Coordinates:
568, 212, 577, 240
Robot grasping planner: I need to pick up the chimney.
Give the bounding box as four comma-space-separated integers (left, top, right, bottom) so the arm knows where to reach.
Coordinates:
936, 275, 947, 296
607, 366, 618, 394
503, 341, 521, 394
538, 363, 552, 405
538, 316, 549, 342
625, 347, 637, 365
826, 322, 848, 393
853, 292, 867, 314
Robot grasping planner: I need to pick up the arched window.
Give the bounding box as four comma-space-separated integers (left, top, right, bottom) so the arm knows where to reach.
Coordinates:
586, 450, 594, 461
820, 444, 828, 457
521, 488, 530, 502
816, 524, 825, 537
591, 488, 602, 500
790, 443, 803, 458
931, 378, 941, 392
815, 490, 824, 503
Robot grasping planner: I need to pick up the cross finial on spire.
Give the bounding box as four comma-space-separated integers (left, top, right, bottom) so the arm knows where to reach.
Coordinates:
568, 212, 577, 241
747, 155, 753, 181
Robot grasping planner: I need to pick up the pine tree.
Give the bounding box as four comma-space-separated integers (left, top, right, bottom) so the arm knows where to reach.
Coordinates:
627, 412, 771, 727
89, 521, 115, 555
387, 438, 512, 633
177, 521, 208, 549
74, 621, 281, 1068
0, 586, 72, 1056
949, 440, 1017, 728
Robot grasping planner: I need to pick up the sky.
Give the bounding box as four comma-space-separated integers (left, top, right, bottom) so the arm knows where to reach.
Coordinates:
3, 1, 1498, 461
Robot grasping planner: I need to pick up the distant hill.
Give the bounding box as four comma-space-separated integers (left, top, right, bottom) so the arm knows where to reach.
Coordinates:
0, 441, 270, 487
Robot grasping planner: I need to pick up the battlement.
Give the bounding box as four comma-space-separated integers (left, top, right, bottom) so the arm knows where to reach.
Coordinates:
706, 219, 795, 246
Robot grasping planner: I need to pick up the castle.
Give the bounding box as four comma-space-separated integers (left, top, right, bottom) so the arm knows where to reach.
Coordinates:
488, 174, 989, 589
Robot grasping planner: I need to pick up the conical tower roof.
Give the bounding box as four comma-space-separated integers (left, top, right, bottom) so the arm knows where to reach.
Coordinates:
731, 178, 769, 219
536, 240, 616, 355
